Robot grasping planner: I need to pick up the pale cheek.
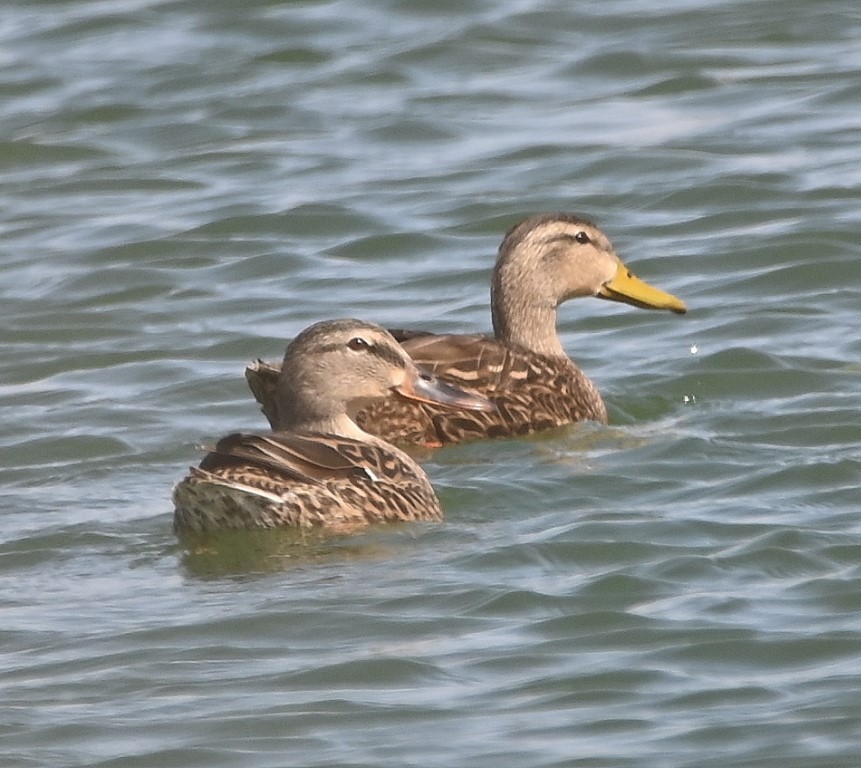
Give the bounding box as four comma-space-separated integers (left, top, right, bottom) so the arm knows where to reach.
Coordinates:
599, 260, 620, 285
388, 370, 408, 390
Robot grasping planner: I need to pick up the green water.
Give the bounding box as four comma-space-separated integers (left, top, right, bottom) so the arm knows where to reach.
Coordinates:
2, 0, 860, 766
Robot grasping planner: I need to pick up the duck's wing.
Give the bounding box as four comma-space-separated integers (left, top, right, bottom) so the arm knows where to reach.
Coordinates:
197, 431, 372, 486
356, 331, 606, 444
392, 331, 531, 393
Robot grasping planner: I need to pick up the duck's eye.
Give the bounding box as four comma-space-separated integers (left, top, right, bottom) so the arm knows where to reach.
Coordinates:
574, 231, 591, 244
347, 336, 372, 352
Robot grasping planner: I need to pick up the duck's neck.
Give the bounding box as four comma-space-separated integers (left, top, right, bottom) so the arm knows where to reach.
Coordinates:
276, 379, 369, 439
491, 271, 566, 358
302, 413, 370, 440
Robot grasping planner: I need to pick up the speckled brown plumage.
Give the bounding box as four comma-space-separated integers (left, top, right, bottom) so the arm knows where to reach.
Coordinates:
245, 214, 686, 446
173, 430, 442, 532
173, 319, 493, 533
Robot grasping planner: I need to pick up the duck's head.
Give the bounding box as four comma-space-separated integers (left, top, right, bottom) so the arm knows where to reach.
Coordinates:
491, 213, 686, 356
276, 319, 494, 434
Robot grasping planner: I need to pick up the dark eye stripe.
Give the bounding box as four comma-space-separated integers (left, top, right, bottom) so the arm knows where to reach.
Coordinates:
541, 231, 591, 247
317, 339, 406, 370
368, 342, 407, 369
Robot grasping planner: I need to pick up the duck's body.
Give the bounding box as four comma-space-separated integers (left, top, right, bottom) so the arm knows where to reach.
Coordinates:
173, 430, 442, 532
246, 214, 686, 446
174, 320, 493, 533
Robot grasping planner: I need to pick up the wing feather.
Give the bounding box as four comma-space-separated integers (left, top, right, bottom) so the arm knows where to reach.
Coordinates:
200, 432, 368, 485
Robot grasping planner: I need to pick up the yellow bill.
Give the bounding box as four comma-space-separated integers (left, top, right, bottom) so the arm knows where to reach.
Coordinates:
597, 262, 687, 314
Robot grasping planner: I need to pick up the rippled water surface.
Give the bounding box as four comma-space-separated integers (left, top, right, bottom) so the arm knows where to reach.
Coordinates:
2, 0, 860, 766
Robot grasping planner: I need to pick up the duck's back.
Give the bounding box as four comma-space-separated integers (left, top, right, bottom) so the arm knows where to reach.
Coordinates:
173, 431, 442, 532
353, 331, 607, 446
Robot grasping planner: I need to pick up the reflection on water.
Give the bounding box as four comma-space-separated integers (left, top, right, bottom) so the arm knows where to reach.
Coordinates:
177, 525, 427, 579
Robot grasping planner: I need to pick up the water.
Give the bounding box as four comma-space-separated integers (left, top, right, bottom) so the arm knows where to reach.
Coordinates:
2, 0, 860, 765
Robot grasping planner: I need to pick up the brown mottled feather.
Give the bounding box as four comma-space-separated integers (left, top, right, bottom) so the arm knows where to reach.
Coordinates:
173, 430, 441, 533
